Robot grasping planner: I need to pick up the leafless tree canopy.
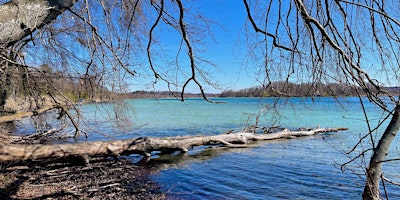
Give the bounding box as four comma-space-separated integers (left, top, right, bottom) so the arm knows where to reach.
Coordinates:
244, 0, 399, 104
0, 0, 218, 135
243, 1, 400, 199
0, 0, 216, 113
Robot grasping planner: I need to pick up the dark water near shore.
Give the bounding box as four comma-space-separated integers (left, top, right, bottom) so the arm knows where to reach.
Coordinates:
16, 97, 400, 199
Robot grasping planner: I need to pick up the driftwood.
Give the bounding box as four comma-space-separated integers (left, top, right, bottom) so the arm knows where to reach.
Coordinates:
0, 106, 56, 123
0, 127, 347, 163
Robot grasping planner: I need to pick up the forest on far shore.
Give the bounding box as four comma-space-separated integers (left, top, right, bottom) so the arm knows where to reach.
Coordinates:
218, 82, 400, 98
124, 82, 400, 99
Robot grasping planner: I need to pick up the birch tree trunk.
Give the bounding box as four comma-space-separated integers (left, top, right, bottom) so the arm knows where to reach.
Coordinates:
363, 105, 400, 200
0, 0, 77, 47
0, 0, 77, 116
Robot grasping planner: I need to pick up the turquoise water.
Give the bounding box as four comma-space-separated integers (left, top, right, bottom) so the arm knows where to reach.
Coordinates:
22, 97, 400, 199
82, 97, 382, 137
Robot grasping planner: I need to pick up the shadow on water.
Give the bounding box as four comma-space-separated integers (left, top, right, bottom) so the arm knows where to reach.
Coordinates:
128, 133, 334, 173
134, 145, 252, 171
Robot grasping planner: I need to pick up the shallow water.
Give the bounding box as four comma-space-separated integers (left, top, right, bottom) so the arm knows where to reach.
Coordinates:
16, 97, 400, 199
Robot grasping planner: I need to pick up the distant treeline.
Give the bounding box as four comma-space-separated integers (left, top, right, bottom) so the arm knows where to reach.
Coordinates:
120, 82, 400, 99
220, 82, 400, 97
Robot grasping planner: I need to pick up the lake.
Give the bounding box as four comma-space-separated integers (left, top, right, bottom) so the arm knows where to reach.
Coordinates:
21, 97, 400, 199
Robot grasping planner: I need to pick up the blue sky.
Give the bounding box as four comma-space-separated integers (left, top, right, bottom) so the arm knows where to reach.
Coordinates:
192, 1, 257, 92
133, 1, 261, 94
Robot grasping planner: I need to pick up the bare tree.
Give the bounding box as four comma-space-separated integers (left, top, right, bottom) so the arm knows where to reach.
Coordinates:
243, 0, 400, 199
0, 0, 216, 136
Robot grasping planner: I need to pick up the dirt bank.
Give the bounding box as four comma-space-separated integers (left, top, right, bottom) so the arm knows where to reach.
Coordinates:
0, 158, 165, 199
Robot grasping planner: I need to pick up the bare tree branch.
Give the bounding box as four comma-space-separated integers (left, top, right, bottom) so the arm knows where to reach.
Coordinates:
242, 0, 295, 52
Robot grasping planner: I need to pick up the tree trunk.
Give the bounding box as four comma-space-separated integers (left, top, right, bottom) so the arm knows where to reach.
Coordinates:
0, 127, 347, 163
0, 88, 6, 115
0, 0, 77, 114
0, 64, 9, 115
0, 0, 77, 47
363, 105, 400, 200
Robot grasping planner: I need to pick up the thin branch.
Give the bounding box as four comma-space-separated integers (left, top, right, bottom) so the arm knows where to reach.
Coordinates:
340, 148, 373, 172
66, 8, 136, 77
338, 0, 400, 26
175, 0, 210, 102
147, 0, 164, 80
382, 176, 400, 186
242, 0, 295, 52
377, 157, 400, 163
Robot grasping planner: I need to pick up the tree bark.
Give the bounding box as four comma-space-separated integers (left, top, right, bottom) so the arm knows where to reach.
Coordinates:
0, 127, 347, 163
0, 0, 77, 47
363, 105, 400, 200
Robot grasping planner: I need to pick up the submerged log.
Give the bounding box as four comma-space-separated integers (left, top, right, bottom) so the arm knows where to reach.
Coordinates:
0, 127, 348, 163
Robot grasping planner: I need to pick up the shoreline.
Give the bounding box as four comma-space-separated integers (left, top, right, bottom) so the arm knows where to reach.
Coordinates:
0, 158, 165, 199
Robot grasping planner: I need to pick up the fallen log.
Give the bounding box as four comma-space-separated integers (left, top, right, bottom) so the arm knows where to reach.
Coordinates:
0, 106, 56, 123
0, 127, 347, 163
